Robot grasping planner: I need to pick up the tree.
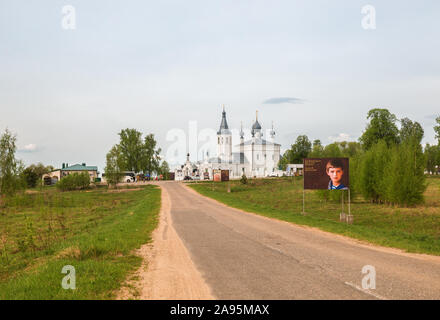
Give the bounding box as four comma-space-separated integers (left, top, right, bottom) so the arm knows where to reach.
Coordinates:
141, 134, 161, 178
277, 135, 311, 169
400, 117, 424, 144
158, 160, 170, 180
278, 150, 290, 170
435, 116, 440, 145
323, 143, 343, 158
23, 167, 39, 188
104, 145, 125, 187
283, 135, 312, 164
424, 144, 438, 175
118, 128, 144, 172
341, 142, 362, 158
0, 129, 24, 196
356, 137, 426, 206
384, 137, 426, 206
360, 108, 400, 150
309, 139, 324, 157
22, 163, 53, 188
358, 140, 390, 203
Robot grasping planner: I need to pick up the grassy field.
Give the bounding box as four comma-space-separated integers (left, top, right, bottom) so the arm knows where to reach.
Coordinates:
189, 176, 440, 255
0, 184, 161, 299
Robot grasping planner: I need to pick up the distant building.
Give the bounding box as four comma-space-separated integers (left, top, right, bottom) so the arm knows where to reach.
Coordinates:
286, 164, 304, 176
174, 153, 198, 181
42, 163, 98, 185
176, 108, 282, 179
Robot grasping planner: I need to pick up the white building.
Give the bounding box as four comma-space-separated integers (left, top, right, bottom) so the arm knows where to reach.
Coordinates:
177, 108, 281, 179
286, 164, 304, 176
174, 153, 198, 180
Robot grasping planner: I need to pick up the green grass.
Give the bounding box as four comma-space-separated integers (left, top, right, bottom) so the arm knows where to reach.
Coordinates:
189, 176, 440, 255
0, 185, 161, 299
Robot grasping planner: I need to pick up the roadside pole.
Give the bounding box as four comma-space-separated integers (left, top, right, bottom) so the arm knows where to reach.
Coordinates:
346, 188, 353, 224
302, 188, 305, 215
340, 190, 346, 222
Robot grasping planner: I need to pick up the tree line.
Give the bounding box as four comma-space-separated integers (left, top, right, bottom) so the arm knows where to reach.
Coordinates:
279, 109, 440, 206
104, 128, 170, 187
0, 129, 53, 196
0, 127, 170, 196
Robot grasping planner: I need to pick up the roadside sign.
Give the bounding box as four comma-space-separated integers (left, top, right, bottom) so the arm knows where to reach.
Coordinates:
303, 158, 349, 190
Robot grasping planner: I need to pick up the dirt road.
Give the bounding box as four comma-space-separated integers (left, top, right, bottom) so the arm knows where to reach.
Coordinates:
127, 181, 440, 299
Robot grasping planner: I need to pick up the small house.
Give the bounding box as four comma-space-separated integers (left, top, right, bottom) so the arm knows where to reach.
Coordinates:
42, 163, 99, 185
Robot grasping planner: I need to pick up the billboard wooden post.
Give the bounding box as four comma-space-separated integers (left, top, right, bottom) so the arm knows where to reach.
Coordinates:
349, 189, 351, 215
340, 190, 346, 222
346, 188, 353, 224
302, 189, 305, 215
302, 160, 305, 215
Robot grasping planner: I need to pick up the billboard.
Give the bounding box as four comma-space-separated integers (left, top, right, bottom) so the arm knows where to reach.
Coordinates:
213, 169, 221, 181
213, 169, 230, 181
221, 170, 229, 182
303, 158, 349, 190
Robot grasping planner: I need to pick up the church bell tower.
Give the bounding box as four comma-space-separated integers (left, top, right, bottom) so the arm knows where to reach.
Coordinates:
217, 106, 232, 163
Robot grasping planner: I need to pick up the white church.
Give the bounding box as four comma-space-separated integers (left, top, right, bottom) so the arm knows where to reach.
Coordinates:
176, 108, 281, 179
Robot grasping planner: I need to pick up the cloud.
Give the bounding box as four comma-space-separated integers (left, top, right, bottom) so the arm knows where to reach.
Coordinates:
18, 144, 38, 153
328, 133, 352, 143
263, 97, 305, 105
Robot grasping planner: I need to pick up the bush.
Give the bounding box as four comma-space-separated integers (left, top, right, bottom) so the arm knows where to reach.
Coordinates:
240, 174, 248, 185
355, 138, 426, 206
0, 129, 25, 196
57, 172, 90, 191
23, 167, 39, 188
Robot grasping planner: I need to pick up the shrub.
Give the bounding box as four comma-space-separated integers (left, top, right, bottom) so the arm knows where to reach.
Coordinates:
23, 167, 39, 188
240, 174, 248, 185
57, 172, 90, 191
0, 129, 25, 196
356, 138, 426, 206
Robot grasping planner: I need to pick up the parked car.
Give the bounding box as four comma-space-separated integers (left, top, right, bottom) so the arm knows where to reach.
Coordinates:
269, 172, 279, 177
123, 175, 135, 183
193, 175, 201, 181
183, 176, 193, 181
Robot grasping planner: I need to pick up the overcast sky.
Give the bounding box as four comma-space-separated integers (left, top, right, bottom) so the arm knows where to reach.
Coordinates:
1, 0, 439, 170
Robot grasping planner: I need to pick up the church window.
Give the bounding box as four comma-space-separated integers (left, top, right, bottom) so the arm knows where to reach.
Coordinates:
218, 137, 220, 144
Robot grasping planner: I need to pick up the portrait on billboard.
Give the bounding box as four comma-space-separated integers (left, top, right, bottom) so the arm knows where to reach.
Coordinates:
303, 158, 349, 190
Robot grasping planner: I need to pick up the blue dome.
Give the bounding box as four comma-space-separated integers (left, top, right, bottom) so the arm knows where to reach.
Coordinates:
252, 120, 262, 130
